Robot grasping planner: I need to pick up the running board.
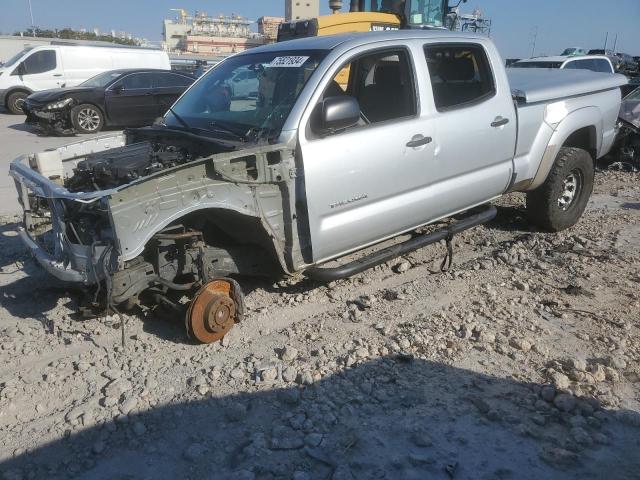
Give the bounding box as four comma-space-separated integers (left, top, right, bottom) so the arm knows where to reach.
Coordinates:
304, 205, 497, 282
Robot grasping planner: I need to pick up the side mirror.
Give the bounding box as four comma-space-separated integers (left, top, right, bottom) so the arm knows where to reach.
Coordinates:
112, 85, 124, 94
317, 95, 360, 135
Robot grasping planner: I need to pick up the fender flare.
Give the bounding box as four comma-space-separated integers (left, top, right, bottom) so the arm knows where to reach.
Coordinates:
529, 106, 602, 190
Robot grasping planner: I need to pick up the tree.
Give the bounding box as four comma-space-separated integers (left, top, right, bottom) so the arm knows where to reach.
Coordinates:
12, 27, 139, 46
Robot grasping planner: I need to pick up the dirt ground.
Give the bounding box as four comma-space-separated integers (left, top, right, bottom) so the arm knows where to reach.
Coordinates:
0, 170, 639, 480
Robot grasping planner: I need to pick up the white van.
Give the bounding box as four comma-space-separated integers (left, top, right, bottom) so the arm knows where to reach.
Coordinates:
0, 45, 170, 114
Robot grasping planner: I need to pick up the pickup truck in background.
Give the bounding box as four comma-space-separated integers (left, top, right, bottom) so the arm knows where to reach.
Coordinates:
9, 31, 627, 343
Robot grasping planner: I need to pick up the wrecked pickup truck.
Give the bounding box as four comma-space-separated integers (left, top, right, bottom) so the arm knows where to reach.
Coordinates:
10, 31, 627, 343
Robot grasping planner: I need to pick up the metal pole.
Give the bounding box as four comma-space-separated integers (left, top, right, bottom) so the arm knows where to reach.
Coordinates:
530, 26, 538, 57
603, 32, 608, 50
612, 34, 618, 52
27, 0, 35, 29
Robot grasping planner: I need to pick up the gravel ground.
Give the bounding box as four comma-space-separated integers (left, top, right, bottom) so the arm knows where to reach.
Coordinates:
0, 170, 639, 480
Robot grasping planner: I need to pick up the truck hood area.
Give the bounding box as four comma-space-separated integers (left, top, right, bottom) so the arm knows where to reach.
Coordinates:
9, 128, 298, 273
507, 68, 628, 104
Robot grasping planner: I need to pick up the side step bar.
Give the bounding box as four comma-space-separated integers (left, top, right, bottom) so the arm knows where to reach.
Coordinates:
304, 205, 497, 282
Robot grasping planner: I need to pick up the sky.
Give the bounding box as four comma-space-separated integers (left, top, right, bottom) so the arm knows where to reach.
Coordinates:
0, 0, 638, 59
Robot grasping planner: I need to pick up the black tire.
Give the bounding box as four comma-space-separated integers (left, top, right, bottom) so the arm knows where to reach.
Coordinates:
526, 147, 594, 232
6, 91, 28, 115
71, 104, 104, 133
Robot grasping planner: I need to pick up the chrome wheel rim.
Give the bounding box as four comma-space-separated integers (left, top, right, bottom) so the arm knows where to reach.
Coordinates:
557, 170, 582, 211
77, 108, 100, 131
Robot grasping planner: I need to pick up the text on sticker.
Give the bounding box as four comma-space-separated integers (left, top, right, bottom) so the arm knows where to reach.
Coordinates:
269, 56, 310, 68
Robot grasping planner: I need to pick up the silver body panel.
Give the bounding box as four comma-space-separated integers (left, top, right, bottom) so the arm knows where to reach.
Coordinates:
9, 30, 625, 282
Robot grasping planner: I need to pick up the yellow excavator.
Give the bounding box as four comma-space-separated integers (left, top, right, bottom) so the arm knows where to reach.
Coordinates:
277, 0, 466, 42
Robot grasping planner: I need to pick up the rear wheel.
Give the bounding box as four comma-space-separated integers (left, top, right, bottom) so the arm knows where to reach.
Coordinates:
71, 104, 104, 133
526, 147, 594, 231
6, 91, 28, 114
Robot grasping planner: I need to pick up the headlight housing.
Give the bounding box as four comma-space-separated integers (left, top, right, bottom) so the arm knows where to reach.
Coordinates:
45, 97, 74, 110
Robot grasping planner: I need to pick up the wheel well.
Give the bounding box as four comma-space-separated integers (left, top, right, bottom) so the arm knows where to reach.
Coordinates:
143, 208, 283, 276
562, 126, 597, 161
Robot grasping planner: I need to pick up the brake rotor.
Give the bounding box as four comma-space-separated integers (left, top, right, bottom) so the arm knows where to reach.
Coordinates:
185, 278, 244, 344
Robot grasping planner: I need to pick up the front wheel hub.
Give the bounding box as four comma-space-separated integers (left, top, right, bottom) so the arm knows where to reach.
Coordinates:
557, 170, 582, 211
186, 279, 244, 344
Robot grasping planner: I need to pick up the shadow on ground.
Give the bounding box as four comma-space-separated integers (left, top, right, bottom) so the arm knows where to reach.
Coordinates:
1, 357, 639, 480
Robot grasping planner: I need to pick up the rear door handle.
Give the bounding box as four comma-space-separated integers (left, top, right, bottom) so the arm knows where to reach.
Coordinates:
406, 135, 433, 148
491, 116, 509, 127
53, 74, 63, 77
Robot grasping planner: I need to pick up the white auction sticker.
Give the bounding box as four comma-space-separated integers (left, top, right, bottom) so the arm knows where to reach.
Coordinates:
269, 56, 309, 67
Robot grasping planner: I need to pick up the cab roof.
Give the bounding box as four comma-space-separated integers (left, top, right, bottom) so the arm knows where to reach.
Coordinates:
240, 29, 486, 55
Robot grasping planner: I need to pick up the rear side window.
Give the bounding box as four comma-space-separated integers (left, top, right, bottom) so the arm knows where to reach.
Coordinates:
154, 73, 193, 87
121, 73, 153, 89
593, 59, 613, 73
424, 44, 495, 111
563, 60, 585, 70
20, 50, 56, 75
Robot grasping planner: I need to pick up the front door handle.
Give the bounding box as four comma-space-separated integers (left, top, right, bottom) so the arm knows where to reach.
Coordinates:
406, 135, 433, 148
491, 116, 509, 127
53, 73, 63, 77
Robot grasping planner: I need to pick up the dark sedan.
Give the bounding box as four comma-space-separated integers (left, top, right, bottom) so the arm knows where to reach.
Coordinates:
22, 69, 194, 134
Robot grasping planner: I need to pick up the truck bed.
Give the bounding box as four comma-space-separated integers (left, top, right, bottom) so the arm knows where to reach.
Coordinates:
507, 68, 628, 104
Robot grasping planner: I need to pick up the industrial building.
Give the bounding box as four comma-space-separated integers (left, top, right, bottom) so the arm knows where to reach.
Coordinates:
163, 9, 282, 56
285, 0, 320, 21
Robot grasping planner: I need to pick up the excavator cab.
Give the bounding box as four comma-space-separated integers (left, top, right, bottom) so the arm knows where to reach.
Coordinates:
350, 0, 447, 28
277, 0, 465, 42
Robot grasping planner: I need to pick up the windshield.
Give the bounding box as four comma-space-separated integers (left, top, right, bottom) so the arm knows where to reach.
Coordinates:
624, 87, 640, 101
406, 0, 446, 27
588, 50, 605, 55
80, 71, 124, 88
561, 48, 580, 55
165, 50, 327, 141
511, 61, 563, 69
1, 48, 33, 68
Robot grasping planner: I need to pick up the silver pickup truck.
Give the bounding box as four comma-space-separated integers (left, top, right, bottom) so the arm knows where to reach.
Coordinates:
10, 31, 627, 343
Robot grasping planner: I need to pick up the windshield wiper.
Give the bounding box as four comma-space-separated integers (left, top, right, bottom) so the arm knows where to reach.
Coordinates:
168, 107, 191, 130
206, 121, 246, 142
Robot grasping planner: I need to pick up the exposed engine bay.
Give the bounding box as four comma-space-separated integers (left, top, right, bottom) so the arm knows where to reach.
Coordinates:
66, 142, 193, 191
64, 127, 236, 192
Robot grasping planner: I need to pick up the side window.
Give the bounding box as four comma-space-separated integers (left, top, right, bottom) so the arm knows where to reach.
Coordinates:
19, 50, 56, 75
322, 49, 416, 124
594, 59, 612, 73
563, 60, 580, 69
154, 73, 193, 87
424, 43, 495, 111
121, 73, 153, 90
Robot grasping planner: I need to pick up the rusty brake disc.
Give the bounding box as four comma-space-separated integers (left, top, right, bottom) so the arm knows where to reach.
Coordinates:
185, 278, 244, 344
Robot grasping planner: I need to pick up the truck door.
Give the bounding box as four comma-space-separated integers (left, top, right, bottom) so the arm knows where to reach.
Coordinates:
420, 42, 517, 214
298, 46, 438, 263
